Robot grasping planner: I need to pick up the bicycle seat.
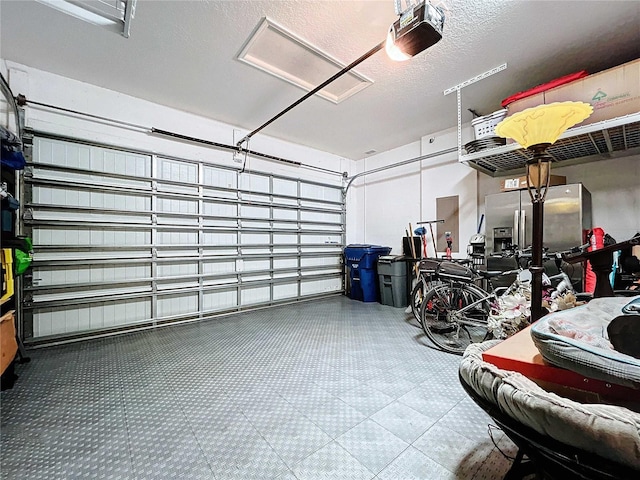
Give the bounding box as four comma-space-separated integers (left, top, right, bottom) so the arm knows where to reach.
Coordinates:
454, 258, 473, 265
477, 270, 504, 279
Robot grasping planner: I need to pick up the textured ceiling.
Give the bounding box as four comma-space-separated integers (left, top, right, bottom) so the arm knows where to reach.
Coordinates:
1, 1, 639, 160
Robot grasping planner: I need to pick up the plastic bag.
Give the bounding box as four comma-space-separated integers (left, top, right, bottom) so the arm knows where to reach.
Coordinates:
14, 237, 33, 276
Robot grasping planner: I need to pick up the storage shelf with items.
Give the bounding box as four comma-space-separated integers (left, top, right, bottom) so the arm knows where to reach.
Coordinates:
462, 112, 640, 176
1, 71, 30, 383
1, 71, 24, 311
459, 59, 640, 176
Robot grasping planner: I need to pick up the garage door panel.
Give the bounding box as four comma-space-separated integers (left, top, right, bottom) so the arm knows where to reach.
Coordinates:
158, 158, 198, 183
274, 258, 298, 269
33, 264, 150, 287
203, 201, 237, 217
203, 166, 236, 190
239, 173, 270, 193
273, 282, 298, 300
241, 286, 270, 305
157, 293, 198, 318
202, 260, 236, 274
301, 278, 342, 295
203, 290, 237, 311
22, 135, 344, 342
33, 298, 152, 337
32, 227, 150, 246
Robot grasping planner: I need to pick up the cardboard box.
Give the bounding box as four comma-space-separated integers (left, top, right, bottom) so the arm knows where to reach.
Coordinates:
507, 59, 640, 127
1, 310, 17, 375
500, 174, 566, 192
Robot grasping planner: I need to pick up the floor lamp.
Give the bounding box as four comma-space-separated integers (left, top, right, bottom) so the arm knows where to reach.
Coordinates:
495, 101, 593, 322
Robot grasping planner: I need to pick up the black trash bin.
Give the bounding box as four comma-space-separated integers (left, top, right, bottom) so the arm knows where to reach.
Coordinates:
378, 255, 408, 307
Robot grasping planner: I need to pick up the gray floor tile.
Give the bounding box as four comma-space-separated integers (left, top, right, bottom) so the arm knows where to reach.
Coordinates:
130, 432, 214, 479
471, 447, 517, 480
259, 415, 332, 468
292, 441, 374, 480
370, 401, 437, 443
386, 361, 438, 384
336, 364, 387, 382
365, 371, 417, 398
336, 419, 408, 474
241, 396, 309, 432
396, 384, 461, 419
280, 384, 337, 414
199, 425, 290, 479
413, 423, 495, 479
337, 385, 394, 417
303, 397, 367, 438
376, 446, 457, 480
313, 374, 363, 396
274, 469, 299, 480
434, 397, 496, 443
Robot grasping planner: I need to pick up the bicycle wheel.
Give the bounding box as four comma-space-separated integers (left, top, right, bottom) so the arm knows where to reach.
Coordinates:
420, 283, 491, 355
410, 278, 441, 324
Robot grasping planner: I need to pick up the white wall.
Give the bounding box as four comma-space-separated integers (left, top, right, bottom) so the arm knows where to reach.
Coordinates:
478, 154, 640, 242
1, 59, 351, 187
348, 141, 422, 250
420, 127, 478, 258
348, 125, 478, 258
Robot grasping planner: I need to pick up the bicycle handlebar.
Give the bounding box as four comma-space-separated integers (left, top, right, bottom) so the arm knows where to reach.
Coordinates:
493, 243, 589, 261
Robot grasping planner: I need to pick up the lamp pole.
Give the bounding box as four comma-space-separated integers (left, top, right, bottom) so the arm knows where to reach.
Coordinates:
530, 195, 546, 322
526, 145, 551, 323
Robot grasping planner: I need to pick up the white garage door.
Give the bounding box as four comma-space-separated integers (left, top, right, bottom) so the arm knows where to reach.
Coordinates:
20, 133, 344, 343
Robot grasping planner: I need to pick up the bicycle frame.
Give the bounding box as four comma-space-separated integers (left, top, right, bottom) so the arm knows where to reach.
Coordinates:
429, 281, 493, 328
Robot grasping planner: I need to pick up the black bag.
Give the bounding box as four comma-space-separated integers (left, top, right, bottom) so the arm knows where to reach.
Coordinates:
607, 314, 640, 359
418, 258, 442, 274
437, 261, 474, 282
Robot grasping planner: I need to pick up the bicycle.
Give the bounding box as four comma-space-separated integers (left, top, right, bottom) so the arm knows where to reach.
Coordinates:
409, 256, 472, 325
420, 247, 581, 355
419, 259, 516, 354
547, 251, 579, 300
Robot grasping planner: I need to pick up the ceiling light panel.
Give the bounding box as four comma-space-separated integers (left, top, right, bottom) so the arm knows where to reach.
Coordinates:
238, 18, 373, 104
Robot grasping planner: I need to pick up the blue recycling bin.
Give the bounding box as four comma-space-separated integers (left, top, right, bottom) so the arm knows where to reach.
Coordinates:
344, 244, 392, 302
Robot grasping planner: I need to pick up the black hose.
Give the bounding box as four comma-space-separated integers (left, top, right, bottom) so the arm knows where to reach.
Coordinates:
237, 40, 385, 148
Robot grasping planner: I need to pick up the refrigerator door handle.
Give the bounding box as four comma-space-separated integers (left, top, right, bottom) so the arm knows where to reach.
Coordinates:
514, 210, 519, 249
520, 210, 526, 250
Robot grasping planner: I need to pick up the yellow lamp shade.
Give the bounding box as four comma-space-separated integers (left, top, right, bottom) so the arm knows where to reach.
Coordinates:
495, 101, 593, 149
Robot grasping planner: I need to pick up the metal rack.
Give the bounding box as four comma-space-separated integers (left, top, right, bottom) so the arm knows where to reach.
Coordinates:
459, 112, 640, 176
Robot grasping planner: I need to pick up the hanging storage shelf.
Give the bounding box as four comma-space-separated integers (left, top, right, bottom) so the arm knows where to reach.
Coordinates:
459, 112, 640, 177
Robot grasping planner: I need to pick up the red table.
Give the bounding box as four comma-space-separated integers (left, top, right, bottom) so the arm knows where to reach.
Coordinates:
482, 325, 640, 410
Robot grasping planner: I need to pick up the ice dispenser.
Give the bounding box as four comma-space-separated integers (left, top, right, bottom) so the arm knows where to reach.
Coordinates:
493, 227, 513, 254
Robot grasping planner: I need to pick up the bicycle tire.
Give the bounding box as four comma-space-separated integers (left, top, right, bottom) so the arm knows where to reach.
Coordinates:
410, 278, 442, 325
420, 283, 491, 355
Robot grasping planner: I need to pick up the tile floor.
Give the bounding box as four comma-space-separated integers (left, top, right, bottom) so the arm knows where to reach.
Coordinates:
1, 296, 518, 479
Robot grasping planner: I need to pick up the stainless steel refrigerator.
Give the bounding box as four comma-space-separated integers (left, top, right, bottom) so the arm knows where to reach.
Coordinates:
485, 183, 592, 290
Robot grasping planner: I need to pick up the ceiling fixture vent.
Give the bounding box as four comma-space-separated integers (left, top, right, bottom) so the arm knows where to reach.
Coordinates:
34, 0, 137, 37
237, 18, 374, 104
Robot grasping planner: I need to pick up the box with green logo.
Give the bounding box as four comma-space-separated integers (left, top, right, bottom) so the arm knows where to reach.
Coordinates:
508, 59, 640, 127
